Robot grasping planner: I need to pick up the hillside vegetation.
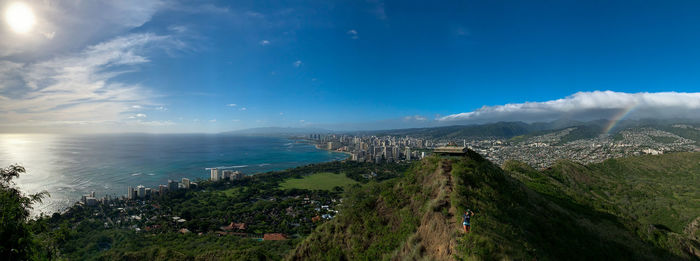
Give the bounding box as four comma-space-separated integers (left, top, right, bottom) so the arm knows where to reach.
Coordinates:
289, 151, 700, 260
505, 152, 700, 258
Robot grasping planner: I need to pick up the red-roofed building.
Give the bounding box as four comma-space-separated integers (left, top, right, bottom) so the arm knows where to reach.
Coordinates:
220, 222, 247, 231
263, 233, 287, 241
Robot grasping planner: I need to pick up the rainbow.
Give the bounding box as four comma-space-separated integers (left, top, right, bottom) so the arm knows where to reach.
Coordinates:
602, 105, 637, 134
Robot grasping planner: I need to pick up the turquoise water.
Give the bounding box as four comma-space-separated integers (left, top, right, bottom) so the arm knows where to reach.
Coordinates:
0, 134, 346, 215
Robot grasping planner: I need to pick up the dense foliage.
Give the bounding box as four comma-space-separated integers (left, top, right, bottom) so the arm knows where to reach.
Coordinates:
0, 165, 50, 260
505, 152, 700, 258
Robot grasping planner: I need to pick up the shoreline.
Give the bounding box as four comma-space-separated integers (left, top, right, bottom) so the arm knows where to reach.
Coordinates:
32, 136, 350, 217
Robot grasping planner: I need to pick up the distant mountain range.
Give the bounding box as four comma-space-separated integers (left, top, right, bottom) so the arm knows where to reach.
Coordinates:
224, 119, 700, 140
222, 127, 332, 136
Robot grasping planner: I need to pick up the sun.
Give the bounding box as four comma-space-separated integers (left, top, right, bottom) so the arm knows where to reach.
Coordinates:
5, 2, 36, 34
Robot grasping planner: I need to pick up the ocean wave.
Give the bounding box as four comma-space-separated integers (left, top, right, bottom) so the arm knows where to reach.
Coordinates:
131, 173, 141, 176
258, 163, 271, 167
207, 165, 248, 169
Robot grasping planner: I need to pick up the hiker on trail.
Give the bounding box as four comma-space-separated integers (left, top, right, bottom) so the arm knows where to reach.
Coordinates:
462, 209, 475, 233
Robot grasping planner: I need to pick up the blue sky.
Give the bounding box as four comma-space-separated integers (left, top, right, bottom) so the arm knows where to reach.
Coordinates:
1, 0, 700, 133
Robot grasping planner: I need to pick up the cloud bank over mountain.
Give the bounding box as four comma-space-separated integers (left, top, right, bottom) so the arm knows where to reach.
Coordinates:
439, 91, 700, 124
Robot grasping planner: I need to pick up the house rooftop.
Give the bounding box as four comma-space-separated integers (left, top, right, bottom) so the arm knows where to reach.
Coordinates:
263, 233, 287, 241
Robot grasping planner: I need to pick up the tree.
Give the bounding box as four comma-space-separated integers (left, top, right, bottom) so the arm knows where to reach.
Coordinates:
0, 164, 49, 260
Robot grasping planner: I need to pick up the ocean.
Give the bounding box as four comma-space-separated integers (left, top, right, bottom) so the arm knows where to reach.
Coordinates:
0, 133, 347, 216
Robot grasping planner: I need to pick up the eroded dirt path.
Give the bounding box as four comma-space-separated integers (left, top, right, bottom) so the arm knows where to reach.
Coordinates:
394, 160, 458, 260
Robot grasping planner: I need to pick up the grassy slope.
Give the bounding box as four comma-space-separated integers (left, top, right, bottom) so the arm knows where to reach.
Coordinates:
584, 153, 700, 232
450, 151, 682, 260
286, 159, 433, 260
290, 151, 697, 260
278, 172, 358, 191
505, 152, 700, 258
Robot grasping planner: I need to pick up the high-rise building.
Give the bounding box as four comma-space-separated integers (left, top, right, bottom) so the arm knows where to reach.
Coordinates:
210, 168, 219, 181
137, 185, 146, 198
168, 180, 178, 191
222, 170, 234, 180
127, 186, 134, 200
159, 185, 167, 195
405, 147, 411, 161
85, 197, 97, 206
182, 178, 190, 189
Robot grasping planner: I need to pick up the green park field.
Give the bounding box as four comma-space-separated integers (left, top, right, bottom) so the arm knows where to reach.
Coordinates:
279, 172, 358, 191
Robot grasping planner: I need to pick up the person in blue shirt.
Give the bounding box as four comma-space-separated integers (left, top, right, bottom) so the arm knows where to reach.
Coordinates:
462, 209, 475, 233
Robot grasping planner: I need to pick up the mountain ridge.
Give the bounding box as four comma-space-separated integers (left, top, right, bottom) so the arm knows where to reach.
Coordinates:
289, 151, 700, 260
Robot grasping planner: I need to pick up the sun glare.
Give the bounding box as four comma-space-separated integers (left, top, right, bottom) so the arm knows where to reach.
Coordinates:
5, 2, 36, 34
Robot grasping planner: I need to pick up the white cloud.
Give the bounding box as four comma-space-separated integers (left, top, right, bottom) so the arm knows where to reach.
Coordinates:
347, 29, 358, 39
134, 120, 174, 126
260, 40, 270, 46
168, 25, 187, 33
0, 0, 164, 57
226, 103, 237, 107
209, 119, 217, 122
279, 112, 284, 115
293, 60, 302, 67
128, 113, 147, 119
440, 91, 700, 123
231, 119, 240, 122
42, 31, 56, 39
0, 33, 177, 130
403, 115, 427, 121
155, 106, 167, 111
239, 107, 247, 111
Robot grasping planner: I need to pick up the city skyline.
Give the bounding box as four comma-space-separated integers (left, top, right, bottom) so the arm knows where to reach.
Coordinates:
2, 0, 700, 133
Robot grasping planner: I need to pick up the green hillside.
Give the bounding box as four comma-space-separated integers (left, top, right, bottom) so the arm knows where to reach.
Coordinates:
505, 152, 700, 258
289, 151, 700, 260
